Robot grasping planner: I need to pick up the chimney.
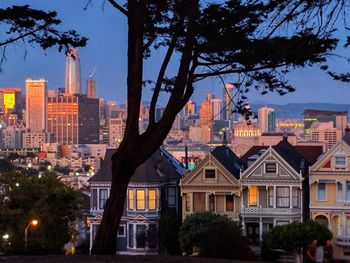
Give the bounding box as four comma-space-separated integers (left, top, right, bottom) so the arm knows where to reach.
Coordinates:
184, 145, 189, 169
282, 131, 288, 142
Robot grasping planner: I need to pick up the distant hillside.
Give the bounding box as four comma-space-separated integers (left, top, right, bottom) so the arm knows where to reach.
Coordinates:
250, 103, 350, 119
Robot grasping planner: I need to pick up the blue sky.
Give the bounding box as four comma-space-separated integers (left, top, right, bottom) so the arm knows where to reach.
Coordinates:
0, 0, 350, 105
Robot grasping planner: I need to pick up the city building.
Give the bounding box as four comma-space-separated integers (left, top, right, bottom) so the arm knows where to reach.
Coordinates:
65, 48, 82, 95
25, 78, 47, 132
222, 83, 234, 122
304, 109, 348, 135
258, 107, 275, 133
184, 100, 196, 118
309, 121, 342, 149
231, 121, 260, 156
199, 98, 212, 127
86, 75, 96, 98
0, 87, 23, 123
109, 118, 125, 148
22, 132, 55, 148
88, 148, 185, 254
0, 125, 25, 148
258, 132, 297, 146
180, 145, 243, 222
210, 98, 222, 121
47, 94, 99, 144
309, 133, 350, 260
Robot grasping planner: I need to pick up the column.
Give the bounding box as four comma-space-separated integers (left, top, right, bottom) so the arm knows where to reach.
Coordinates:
133, 224, 137, 249
289, 186, 293, 209
190, 193, 193, 213
259, 219, 263, 241
273, 186, 276, 208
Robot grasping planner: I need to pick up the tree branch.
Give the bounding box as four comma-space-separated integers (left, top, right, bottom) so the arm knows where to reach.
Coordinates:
107, 0, 128, 16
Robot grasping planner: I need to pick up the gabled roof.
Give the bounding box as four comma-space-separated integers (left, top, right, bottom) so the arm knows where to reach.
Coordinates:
89, 148, 184, 183
210, 145, 243, 179
272, 140, 306, 172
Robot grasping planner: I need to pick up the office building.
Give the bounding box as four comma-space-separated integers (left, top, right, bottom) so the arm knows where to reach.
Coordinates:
86, 75, 96, 98
222, 83, 234, 121
258, 107, 275, 133
25, 78, 47, 132
65, 48, 82, 95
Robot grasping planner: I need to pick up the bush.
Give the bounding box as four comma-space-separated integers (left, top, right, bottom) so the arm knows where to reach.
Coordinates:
179, 212, 252, 260
261, 220, 332, 261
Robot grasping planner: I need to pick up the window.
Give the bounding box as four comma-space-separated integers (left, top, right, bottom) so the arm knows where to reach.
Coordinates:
168, 187, 176, 206
346, 181, 350, 201
136, 225, 146, 248
347, 217, 350, 236
136, 190, 145, 210
128, 189, 134, 210
276, 187, 289, 207
148, 189, 156, 210
205, 169, 216, 179
336, 156, 346, 166
226, 195, 234, 211
147, 224, 157, 248
337, 182, 343, 201
209, 194, 215, 212
193, 192, 205, 212
184, 193, 190, 212
292, 188, 299, 208
118, 225, 126, 237
128, 224, 134, 248
99, 189, 108, 209
249, 186, 257, 206
268, 187, 274, 207
265, 163, 276, 173
317, 183, 326, 201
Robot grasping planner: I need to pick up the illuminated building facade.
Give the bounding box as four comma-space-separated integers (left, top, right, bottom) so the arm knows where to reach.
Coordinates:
199, 99, 212, 127
47, 94, 99, 144
0, 87, 23, 123
25, 78, 47, 132
65, 48, 82, 95
86, 77, 96, 98
258, 107, 275, 133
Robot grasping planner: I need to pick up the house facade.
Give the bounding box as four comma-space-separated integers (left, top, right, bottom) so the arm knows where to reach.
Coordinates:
180, 145, 243, 222
88, 148, 184, 254
310, 135, 350, 259
240, 140, 305, 244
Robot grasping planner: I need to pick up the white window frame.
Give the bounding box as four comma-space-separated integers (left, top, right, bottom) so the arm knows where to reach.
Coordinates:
335, 156, 346, 167
337, 182, 344, 202
117, 224, 126, 237
265, 162, 277, 174
317, 182, 327, 201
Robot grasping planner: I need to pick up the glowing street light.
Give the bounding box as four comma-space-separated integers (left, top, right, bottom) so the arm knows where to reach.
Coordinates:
2, 234, 9, 240
24, 219, 38, 251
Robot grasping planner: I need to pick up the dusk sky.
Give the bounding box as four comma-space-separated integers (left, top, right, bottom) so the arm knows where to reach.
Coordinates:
1, 0, 350, 105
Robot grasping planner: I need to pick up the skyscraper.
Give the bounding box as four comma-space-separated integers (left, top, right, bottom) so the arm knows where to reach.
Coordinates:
65, 48, 82, 95
222, 83, 234, 121
258, 107, 275, 133
210, 98, 222, 120
86, 74, 96, 98
25, 78, 47, 132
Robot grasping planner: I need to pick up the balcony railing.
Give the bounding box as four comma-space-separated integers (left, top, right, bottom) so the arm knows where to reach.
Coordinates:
241, 206, 301, 215
336, 236, 350, 247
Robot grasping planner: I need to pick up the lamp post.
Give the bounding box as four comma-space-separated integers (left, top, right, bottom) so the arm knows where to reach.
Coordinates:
24, 219, 38, 252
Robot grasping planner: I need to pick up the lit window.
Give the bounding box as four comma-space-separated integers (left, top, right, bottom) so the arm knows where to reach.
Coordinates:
265, 163, 276, 173
226, 195, 234, 212
317, 183, 326, 201
136, 190, 145, 210
249, 186, 257, 206
205, 169, 216, 179
128, 189, 134, 210
148, 189, 156, 210
336, 156, 346, 166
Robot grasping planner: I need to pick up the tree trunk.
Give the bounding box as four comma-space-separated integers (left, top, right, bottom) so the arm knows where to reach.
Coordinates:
91, 150, 137, 254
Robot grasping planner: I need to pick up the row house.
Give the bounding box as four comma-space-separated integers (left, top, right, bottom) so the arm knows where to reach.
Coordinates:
88, 148, 184, 254
310, 133, 350, 259
180, 145, 243, 222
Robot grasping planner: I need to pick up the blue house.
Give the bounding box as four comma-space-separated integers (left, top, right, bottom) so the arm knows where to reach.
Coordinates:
88, 148, 184, 254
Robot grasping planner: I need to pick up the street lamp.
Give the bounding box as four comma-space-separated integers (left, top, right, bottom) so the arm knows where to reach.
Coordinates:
2, 234, 9, 240
24, 219, 38, 251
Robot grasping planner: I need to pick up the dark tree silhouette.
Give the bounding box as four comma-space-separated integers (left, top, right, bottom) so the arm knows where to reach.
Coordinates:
0, 5, 87, 70
92, 0, 350, 254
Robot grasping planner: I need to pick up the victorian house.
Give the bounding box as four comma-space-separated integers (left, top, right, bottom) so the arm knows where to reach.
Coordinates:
309, 133, 350, 259
88, 148, 184, 254
240, 139, 321, 244
180, 145, 243, 222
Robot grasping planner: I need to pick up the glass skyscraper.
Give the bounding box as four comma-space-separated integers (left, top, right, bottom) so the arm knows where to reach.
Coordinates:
65, 48, 81, 95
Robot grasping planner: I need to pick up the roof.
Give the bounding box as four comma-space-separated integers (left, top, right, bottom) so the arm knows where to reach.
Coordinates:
210, 145, 244, 179
303, 109, 347, 116
89, 148, 184, 183
241, 140, 323, 172
260, 132, 296, 137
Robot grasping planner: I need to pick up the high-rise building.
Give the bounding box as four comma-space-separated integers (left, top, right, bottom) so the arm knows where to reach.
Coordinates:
26, 78, 47, 132
47, 94, 99, 144
0, 87, 23, 122
65, 48, 82, 95
184, 100, 196, 118
210, 98, 222, 120
109, 118, 125, 148
86, 75, 96, 98
258, 107, 275, 133
199, 99, 212, 127
222, 83, 234, 121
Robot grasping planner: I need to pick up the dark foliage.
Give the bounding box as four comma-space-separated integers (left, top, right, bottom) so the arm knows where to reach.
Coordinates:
158, 209, 181, 255
179, 212, 252, 260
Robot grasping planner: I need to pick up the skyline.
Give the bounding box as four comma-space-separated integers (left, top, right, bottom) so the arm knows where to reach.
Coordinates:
1, 0, 350, 105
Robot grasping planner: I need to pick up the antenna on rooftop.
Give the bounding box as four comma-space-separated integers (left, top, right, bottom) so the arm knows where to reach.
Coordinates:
89, 66, 97, 79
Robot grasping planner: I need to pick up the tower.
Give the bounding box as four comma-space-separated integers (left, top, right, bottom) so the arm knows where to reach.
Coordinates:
86, 76, 96, 98
223, 83, 234, 121
65, 48, 82, 95
258, 107, 275, 133
25, 78, 47, 132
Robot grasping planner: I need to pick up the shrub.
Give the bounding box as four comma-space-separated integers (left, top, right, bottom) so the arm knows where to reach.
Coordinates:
179, 212, 252, 260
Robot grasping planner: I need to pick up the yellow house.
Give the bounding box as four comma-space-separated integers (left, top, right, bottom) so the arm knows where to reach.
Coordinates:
310, 134, 350, 259
180, 145, 243, 222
